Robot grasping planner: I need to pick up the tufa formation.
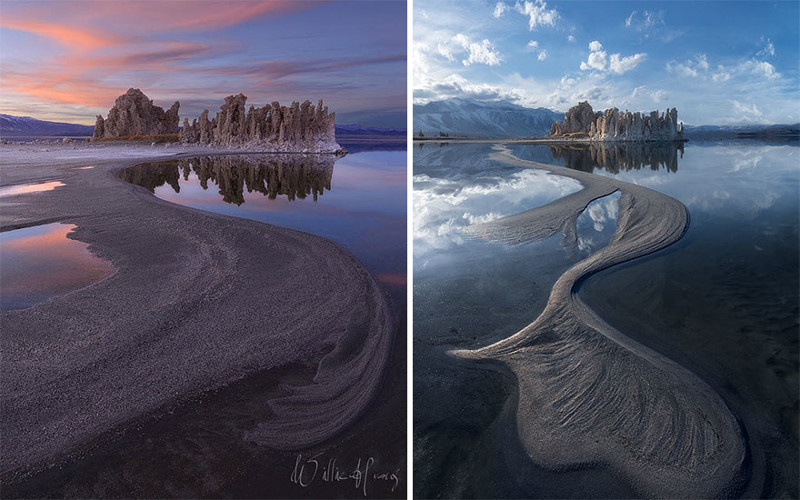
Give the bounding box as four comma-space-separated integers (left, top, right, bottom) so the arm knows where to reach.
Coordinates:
93, 89, 342, 152
92, 88, 179, 139
550, 101, 685, 142
178, 93, 339, 152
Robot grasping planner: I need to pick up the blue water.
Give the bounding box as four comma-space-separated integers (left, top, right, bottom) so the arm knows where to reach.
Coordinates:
413, 140, 799, 498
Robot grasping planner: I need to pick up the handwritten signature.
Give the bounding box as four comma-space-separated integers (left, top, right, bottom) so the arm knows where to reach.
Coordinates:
290, 453, 401, 496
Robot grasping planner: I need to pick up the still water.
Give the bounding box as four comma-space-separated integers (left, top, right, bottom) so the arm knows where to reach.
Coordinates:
121, 150, 406, 299
0, 223, 114, 310
413, 141, 798, 498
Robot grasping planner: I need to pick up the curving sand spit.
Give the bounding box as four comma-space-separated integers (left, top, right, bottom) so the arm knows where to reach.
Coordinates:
0, 144, 394, 481
453, 145, 748, 497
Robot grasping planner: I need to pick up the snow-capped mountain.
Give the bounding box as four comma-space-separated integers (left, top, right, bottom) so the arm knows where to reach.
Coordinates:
0, 114, 94, 137
413, 98, 563, 138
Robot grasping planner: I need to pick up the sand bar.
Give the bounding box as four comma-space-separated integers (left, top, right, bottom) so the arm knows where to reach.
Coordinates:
453, 145, 748, 498
0, 143, 393, 481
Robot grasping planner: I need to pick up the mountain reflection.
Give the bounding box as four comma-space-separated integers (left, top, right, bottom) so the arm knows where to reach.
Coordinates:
120, 155, 336, 205
549, 142, 683, 173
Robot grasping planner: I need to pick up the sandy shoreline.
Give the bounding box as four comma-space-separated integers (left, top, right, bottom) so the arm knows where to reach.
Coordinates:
452, 145, 751, 497
0, 143, 395, 485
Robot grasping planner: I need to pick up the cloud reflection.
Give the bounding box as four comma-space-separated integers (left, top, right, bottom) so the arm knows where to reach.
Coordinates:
414, 167, 581, 259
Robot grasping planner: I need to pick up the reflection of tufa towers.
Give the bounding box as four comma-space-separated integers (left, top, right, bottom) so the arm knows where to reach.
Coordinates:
120, 155, 335, 205
549, 142, 683, 174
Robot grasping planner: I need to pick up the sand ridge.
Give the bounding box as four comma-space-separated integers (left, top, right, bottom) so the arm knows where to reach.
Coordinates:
452, 144, 748, 497
0, 144, 394, 481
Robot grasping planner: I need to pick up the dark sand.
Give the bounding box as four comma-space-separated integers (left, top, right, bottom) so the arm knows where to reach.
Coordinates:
0, 143, 403, 497
453, 145, 751, 498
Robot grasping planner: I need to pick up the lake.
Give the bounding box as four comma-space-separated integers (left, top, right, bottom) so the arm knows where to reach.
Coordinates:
121, 149, 407, 303
413, 140, 798, 498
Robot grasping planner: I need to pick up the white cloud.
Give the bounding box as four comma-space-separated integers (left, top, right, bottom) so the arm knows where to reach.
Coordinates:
414, 72, 526, 104
712, 66, 731, 82
631, 85, 669, 105
581, 50, 606, 71
514, 0, 559, 30
568, 34, 576, 43
527, 40, 538, 49
537, 49, 548, 61
625, 10, 665, 37
666, 54, 708, 78
625, 10, 636, 27
452, 33, 502, 66
493, 2, 508, 18
651, 89, 669, 103
581, 40, 645, 74
757, 37, 775, 58
696, 54, 709, 70
732, 100, 763, 117
741, 60, 779, 80
668, 54, 780, 81
608, 53, 646, 74
437, 43, 455, 62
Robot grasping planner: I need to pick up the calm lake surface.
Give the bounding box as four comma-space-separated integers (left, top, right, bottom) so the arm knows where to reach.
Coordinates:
0, 223, 114, 310
122, 149, 406, 302
413, 141, 799, 498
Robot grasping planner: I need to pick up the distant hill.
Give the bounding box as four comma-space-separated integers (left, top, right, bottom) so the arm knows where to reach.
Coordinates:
413, 98, 563, 138
684, 123, 799, 142
335, 124, 406, 136
0, 114, 94, 137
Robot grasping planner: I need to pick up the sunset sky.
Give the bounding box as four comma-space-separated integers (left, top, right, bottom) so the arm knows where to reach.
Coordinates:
0, 0, 407, 127
415, 0, 799, 125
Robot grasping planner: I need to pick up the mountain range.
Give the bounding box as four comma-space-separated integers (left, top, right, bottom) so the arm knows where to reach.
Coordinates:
414, 98, 562, 138
413, 98, 798, 141
682, 123, 799, 141
3, 107, 796, 142
0, 114, 94, 137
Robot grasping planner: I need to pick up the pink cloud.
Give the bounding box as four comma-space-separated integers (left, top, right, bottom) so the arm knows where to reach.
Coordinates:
0, 1, 322, 111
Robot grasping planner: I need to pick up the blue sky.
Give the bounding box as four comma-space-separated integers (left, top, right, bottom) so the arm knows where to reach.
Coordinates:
0, 1, 406, 127
414, 0, 799, 125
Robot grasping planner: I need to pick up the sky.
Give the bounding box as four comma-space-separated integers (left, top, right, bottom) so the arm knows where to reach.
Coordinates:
0, 0, 407, 127
415, 0, 800, 125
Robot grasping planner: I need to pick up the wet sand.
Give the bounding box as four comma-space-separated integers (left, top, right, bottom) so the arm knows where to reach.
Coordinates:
453, 145, 751, 497
0, 143, 401, 496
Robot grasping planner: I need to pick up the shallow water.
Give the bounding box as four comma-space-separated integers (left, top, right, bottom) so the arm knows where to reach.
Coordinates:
3, 146, 408, 498
0, 181, 64, 197
0, 223, 114, 310
413, 143, 635, 498
413, 141, 799, 497
121, 150, 406, 299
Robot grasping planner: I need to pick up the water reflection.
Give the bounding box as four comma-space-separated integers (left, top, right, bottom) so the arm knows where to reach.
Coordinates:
0, 181, 64, 197
121, 151, 406, 299
121, 155, 335, 205
575, 192, 621, 255
549, 142, 683, 173
414, 141, 799, 498
0, 223, 114, 310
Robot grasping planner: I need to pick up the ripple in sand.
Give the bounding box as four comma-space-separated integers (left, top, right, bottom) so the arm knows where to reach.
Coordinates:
453, 146, 747, 498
